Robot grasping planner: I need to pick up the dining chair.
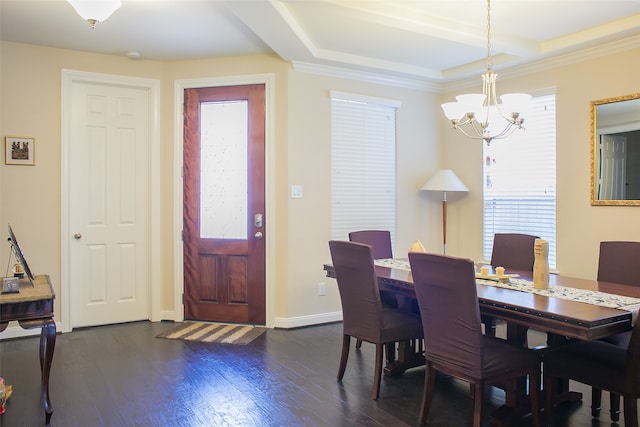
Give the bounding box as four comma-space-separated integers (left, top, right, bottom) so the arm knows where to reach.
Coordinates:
592, 241, 640, 422
328, 240, 423, 400
490, 233, 539, 272
348, 230, 398, 349
543, 318, 640, 427
484, 233, 540, 337
408, 252, 541, 427
597, 241, 640, 287
348, 230, 393, 260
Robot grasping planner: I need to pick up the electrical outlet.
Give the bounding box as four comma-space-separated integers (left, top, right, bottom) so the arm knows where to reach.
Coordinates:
318, 282, 326, 296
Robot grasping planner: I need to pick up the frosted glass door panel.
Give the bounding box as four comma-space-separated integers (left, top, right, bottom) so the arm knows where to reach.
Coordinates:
200, 101, 248, 239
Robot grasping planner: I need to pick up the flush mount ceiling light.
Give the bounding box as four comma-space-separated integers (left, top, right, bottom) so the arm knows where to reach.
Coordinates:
67, 0, 122, 29
441, 0, 531, 145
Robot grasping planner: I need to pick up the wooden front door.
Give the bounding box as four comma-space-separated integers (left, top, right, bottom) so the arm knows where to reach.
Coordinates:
183, 84, 266, 324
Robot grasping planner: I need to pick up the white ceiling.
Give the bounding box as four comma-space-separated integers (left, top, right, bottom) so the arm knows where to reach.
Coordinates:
2, 0, 640, 84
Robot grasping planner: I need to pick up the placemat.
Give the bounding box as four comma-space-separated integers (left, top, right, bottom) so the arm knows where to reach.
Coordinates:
375, 258, 411, 270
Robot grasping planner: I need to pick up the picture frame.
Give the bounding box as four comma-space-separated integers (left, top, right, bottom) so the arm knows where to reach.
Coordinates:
8, 224, 35, 283
5, 136, 35, 165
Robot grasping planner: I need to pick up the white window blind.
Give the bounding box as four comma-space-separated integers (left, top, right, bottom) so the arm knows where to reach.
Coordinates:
483, 93, 557, 268
331, 93, 398, 248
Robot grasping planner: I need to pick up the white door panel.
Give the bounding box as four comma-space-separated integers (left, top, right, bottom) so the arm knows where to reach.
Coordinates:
69, 82, 150, 328
599, 134, 627, 200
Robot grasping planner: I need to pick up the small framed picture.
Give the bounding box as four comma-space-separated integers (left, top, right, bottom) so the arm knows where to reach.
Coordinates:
5, 136, 35, 165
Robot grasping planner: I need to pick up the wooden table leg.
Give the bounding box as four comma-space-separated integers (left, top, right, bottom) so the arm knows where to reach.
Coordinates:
489, 324, 533, 427
546, 333, 583, 408
39, 319, 56, 425
383, 340, 424, 376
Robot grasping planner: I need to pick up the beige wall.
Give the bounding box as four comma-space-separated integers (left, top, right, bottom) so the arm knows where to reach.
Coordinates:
287, 71, 439, 323
2, 40, 638, 329
442, 47, 640, 280
0, 42, 164, 322
0, 41, 435, 327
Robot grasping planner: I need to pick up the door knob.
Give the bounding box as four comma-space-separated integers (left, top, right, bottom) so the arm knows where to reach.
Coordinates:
73, 233, 82, 240
254, 231, 263, 239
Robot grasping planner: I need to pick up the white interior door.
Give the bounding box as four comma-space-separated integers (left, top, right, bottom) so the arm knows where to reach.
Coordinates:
600, 134, 627, 200
68, 81, 151, 328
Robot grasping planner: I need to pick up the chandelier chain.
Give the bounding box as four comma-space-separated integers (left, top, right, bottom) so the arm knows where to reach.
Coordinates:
486, 0, 492, 70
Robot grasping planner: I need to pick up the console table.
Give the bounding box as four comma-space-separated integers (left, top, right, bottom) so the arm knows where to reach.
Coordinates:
0, 275, 56, 425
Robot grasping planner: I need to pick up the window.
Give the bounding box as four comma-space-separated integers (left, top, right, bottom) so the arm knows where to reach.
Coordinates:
330, 91, 399, 249
483, 93, 557, 268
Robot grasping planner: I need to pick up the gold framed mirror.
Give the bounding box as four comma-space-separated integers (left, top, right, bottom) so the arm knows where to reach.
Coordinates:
590, 93, 640, 205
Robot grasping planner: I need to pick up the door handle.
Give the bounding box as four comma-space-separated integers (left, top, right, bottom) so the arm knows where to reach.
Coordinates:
254, 231, 263, 239
73, 233, 82, 240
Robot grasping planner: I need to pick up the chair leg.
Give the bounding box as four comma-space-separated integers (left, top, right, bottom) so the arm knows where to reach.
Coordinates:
385, 341, 396, 364
481, 315, 496, 337
591, 387, 602, 418
418, 364, 435, 425
529, 369, 541, 427
610, 392, 621, 422
337, 334, 350, 381
372, 343, 383, 400
472, 380, 483, 427
355, 339, 363, 349
544, 373, 555, 426
622, 395, 638, 427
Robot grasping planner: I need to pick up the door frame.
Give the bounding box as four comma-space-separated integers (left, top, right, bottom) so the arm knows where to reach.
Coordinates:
61, 69, 162, 333
173, 75, 275, 327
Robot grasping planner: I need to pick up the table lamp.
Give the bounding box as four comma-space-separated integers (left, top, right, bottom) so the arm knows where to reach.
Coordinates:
421, 169, 468, 254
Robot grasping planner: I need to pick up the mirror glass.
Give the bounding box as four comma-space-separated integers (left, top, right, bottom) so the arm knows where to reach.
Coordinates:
591, 93, 640, 205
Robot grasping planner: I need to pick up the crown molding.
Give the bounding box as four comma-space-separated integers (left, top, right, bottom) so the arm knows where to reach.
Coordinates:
292, 35, 640, 94
291, 61, 437, 92
442, 35, 640, 93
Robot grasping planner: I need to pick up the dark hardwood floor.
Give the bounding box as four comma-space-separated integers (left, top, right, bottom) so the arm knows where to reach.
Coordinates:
0, 321, 632, 426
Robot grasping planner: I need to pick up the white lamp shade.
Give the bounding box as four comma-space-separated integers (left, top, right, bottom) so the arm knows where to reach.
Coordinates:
441, 102, 465, 121
500, 93, 532, 114
421, 169, 468, 192
68, 0, 122, 22
456, 94, 486, 113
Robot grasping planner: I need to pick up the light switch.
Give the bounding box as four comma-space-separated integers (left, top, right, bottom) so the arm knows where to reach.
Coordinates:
291, 185, 303, 199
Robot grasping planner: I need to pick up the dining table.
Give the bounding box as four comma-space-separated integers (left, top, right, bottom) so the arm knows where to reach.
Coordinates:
323, 258, 640, 426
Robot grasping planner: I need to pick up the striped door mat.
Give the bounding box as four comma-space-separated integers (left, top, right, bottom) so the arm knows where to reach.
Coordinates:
156, 322, 267, 345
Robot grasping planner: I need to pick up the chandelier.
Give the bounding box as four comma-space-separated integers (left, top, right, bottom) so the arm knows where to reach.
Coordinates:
67, 0, 122, 29
441, 0, 531, 145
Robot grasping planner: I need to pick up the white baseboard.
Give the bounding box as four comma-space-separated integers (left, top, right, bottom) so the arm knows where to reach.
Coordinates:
0, 312, 343, 339
273, 311, 343, 329
160, 310, 176, 321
